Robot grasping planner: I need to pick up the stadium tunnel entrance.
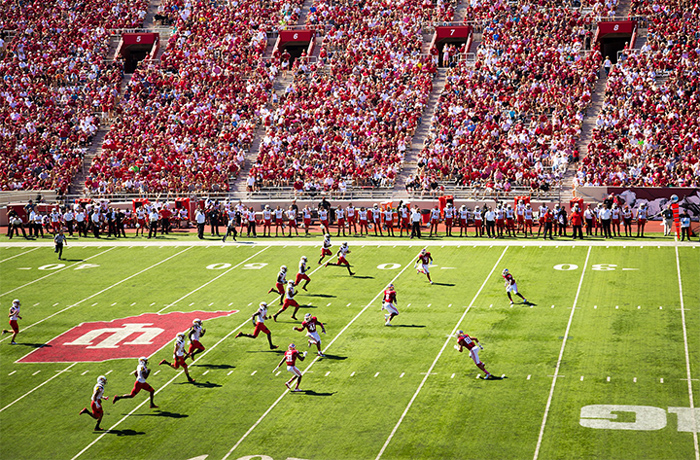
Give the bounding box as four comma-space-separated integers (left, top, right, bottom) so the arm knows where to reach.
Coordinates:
595, 20, 636, 64
273, 29, 316, 69
118, 33, 160, 73
431, 25, 473, 68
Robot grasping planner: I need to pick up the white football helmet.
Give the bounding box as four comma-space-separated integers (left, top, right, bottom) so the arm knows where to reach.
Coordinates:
288, 280, 295, 286
176, 332, 185, 341
455, 330, 464, 338
301, 256, 307, 261
420, 248, 426, 255
259, 302, 268, 309
288, 343, 296, 350
12, 299, 20, 306
342, 242, 348, 247
387, 283, 394, 289
324, 233, 330, 239
193, 319, 201, 327
502, 268, 509, 276
138, 357, 148, 366
97, 375, 107, 385
304, 313, 312, 321
280, 265, 287, 272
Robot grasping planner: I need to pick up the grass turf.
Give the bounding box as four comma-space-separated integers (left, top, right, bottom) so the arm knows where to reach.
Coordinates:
0, 241, 697, 460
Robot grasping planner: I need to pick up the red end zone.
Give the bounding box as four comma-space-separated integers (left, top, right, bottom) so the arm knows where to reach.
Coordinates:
18, 310, 238, 363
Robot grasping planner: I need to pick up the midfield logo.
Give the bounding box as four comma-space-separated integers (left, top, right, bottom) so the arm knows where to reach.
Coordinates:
18, 310, 238, 363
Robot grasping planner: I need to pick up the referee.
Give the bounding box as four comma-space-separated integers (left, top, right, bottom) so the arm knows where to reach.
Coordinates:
54, 231, 67, 260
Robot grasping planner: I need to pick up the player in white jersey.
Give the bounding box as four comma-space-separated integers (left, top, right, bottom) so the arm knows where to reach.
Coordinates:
325, 242, 355, 275
236, 302, 279, 349
185, 319, 206, 361
429, 206, 441, 237
346, 204, 357, 235
336, 206, 347, 236
159, 332, 195, 382
444, 203, 455, 236
295, 256, 311, 290
113, 357, 158, 408
268, 265, 288, 305
274, 206, 285, 236
262, 205, 272, 237
302, 206, 313, 236
319, 233, 333, 264
80, 375, 109, 430
294, 313, 327, 356
458, 205, 469, 237
2, 299, 22, 344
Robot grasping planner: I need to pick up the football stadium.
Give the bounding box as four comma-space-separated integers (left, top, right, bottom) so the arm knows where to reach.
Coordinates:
0, 0, 699, 458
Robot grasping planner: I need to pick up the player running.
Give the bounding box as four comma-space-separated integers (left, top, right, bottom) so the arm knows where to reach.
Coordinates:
381, 283, 399, 326
325, 242, 355, 275
184, 318, 206, 362
318, 234, 333, 264
159, 332, 195, 383
273, 281, 302, 321
415, 248, 434, 284
454, 330, 493, 379
274, 343, 306, 392
502, 269, 529, 305
236, 302, 279, 350
1, 299, 22, 344
294, 313, 326, 357
295, 256, 311, 291
79, 375, 109, 431
113, 357, 158, 408
267, 265, 288, 305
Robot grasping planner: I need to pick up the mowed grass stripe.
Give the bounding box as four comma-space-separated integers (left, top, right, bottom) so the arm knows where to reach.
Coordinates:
375, 247, 508, 459
536, 247, 696, 460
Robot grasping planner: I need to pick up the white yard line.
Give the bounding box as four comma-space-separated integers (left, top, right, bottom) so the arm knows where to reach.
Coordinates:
157, 246, 271, 313
221, 254, 417, 460
0, 247, 116, 298
0, 363, 76, 413
2, 248, 192, 345
675, 246, 699, 460
0, 246, 40, 263
375, 247, 509, 460
533, 246, 592, 460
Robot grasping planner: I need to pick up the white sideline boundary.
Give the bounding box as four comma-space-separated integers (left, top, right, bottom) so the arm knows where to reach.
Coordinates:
157, 246, 271, 313
0, 246, 40, 263
221, 253, 417, 460
0, 363, 76, 413
675, 247, 699, 460
375, 247, 508, 459
533, 246, 592, 460
1, 247, 192, 345
0, 247, 116, 298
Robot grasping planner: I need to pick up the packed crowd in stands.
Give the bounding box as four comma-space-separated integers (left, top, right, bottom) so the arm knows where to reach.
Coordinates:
0, 0, 147, 194
417, 0, 601, 196
84, 0, 304, 195
245, 0, 438, 193
576, 0, 700, 188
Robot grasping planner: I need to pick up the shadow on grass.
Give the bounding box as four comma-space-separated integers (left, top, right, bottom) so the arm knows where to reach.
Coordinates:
16, 343, 49, 348
522, 301, 537, 307
246, 349, 284, 355
304, 294, 336, 298
298, 390, 336, 397
191, 363, 235, 369
431, 282, 455, 287
351, 275, 375, 279
61, 259, 84, 262
132, 410, 188, 418
392, 324, 426, 328
318, 353, 346, 361
102, 429, 146, 436
191, 381, 222, 388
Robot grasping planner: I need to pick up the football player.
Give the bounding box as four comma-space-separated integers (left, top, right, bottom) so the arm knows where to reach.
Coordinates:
502, 269, 528, 305
274, 343, 306, 392
295, 256, 311, 291
325, 242, 355, 275
273, 281, 302, 321
79, 375, 109, 431
415, 248, 434, 284
184, 318, 206, 362
319, 234, 333, 264
1, 299, 22, 344
454, 330, 493, 379
267, 265, 288, 305
159, 332, 195, 383
113, 357, 158, 408
294, 313, 326, 357
381, 283, 399, 326
236, 302, 279, 350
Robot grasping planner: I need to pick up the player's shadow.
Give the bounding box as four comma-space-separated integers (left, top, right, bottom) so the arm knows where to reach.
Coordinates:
431, 282, 455, 287
132, 410, 188, 418
190, 381, 222, 388
191, 363, 235, 369
393, 324, 426, 328
61, 258, 84, 262
103, 429, 145, 436
299, 390, 336, 397
17, 342, 49, 348
352, 275, 374, 279
247, 349, 284, 355
305, 294, 336, 298
522, 302, 537, 306
482, 375, 507, 381
319, 353, 346, 360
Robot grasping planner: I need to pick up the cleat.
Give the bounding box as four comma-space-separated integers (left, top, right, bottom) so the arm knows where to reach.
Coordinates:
270, 345, 279, 350
150, 404, 158, 409
235, 332, 242, 339
291, 316, 297, 320
94, 427, 105, 431
79, 407, 88, 415
384, 314, 389, 321
510, 301, 514, 305
292, 388, 303, 392
350, 272, 355, 276
324, 263, 328, 267
273, 315, 278, 322
112, 396, 119, 404
385, 321, 392, 326
429, 281, 433, 284
188, 377, 196, 383
285, 382, 291, 390
159, 359, 167, 366
317, 352, 325, 357
484, 374, 492, 380
302, 286, 308, 291
10, 341, 16, 345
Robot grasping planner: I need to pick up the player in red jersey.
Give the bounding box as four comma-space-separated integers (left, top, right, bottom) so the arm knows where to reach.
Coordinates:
454, 330, 493, 379
113, 357, 158, 408
267, 265, 287, 305
415, 248, 434, 284
381, 283, 399, 326
502, 269, 529, 305
159, 332, 195, 383
274, 343, 306, 392
79, 375, 109, 431
1, 299, 22, 344
295, 256, 311, 290
294, 313, 326, 356
318, 234, 333, 264
325, 242, 355, 275
184, 318, 206, 362
236, 302, 279, 349
273, 281, 302, 321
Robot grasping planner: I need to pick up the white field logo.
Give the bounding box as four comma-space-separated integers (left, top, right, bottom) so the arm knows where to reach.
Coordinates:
580, 405, 699, 432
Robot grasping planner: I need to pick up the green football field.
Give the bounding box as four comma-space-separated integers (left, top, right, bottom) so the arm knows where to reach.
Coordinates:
0, 239, 698, 460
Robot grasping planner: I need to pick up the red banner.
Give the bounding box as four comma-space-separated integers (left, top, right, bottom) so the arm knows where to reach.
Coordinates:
278, 30, 314, 44
435, 26, 472, 40
597, 21, 636, 37
122, 33, 159, 46
18, 310, 238, 363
